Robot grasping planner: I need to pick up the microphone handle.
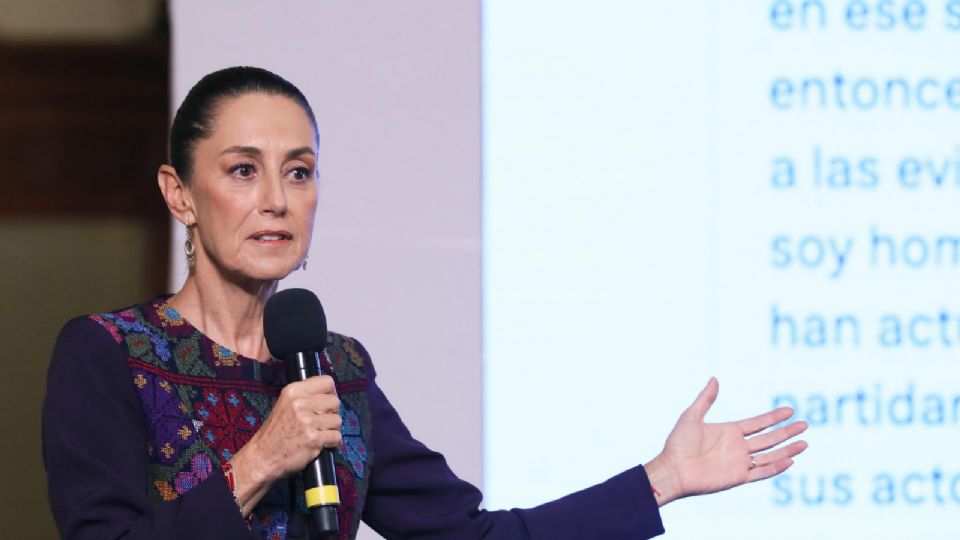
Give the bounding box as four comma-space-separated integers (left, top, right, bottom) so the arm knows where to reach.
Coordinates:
287, 351, 340, 538
306, 449, 339, 537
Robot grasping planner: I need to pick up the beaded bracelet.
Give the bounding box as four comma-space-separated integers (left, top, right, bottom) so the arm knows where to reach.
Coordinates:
220, 460, 248, 520
221, 461, 236, 492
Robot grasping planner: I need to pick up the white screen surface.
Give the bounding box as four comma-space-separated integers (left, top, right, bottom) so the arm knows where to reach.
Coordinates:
483, 2, 960, 538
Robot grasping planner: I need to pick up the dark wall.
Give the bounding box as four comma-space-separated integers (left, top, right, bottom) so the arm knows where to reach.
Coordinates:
0, 34, 169, 538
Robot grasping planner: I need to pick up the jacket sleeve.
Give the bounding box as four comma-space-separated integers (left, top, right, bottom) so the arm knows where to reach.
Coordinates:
359, 348, 665, 540
42, 316, 256, 540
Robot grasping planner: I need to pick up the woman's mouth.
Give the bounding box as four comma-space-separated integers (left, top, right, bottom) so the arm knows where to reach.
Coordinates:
250, 231, 292, 242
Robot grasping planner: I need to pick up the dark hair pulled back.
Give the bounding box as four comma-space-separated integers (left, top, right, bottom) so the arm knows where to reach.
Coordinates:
169, 66, 318, 181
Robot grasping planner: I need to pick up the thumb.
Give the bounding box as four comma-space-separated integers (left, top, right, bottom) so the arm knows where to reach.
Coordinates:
683, 377, 719, 422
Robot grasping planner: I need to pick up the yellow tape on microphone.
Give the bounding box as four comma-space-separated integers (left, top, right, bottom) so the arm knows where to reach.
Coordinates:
305, 486, 340, 507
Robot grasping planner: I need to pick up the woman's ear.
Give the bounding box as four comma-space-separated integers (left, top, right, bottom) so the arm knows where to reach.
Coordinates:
157, 164, 196, 225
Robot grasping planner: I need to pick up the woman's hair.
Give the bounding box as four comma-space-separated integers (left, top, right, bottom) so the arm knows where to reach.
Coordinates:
169, 66, 318, 181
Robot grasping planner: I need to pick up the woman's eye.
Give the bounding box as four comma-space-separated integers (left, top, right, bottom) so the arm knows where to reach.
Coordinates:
230, 163, 256, 178
290, 167, 313, 181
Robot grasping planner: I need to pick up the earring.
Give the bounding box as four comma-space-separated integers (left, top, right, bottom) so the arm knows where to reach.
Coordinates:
301, 255, 308, 271
184, 225, 196, 268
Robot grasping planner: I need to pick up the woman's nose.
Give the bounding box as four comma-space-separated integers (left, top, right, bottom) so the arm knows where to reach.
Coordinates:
259, 173, 288, 216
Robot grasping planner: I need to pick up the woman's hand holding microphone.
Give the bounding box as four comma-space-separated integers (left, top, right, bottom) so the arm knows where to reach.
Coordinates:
228, 375, 343, 516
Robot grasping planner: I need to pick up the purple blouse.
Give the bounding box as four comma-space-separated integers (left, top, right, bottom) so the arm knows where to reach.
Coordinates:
42, 299, 665, 540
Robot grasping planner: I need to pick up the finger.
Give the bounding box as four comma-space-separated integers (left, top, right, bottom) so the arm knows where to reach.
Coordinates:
282, 375, 337, 398
747, 440, 808, 482
683, 377, 719, 422
305, 424, 343, 451
747, 420, 808, 453
303, 375, 337, 395
747, 457, 794, 482
291, 395, 340, 423
308, 412, 343, 432
303, 394, 341, 416
737, 406, 794, 436
322, 431, 343, 449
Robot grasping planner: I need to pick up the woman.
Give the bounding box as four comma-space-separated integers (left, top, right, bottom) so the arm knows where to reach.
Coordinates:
42, 67, 808, 540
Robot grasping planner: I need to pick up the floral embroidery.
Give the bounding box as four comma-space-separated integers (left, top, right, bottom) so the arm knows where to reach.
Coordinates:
259, 510, 289, 540
194, 389, 258, 462
160, 442, 175, 460
342, 340, 366, 368
126, 334, 153, 357
90, 314, 122, 344
174, 336, 214, 377
213, 343, 240, 367
158, 305, 185, 327
173, 453, 213, 495
335, 467, 358, 536
103, 312, 172, 362
92, 299, 371, 540
154, 480, 178, 501
339, 407, 368, 478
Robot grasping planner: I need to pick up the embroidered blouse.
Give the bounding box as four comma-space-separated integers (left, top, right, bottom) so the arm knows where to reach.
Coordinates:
42, 298, 665, 540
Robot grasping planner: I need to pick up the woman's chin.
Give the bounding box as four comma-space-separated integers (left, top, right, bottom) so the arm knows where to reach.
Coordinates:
215, 260, 299, 285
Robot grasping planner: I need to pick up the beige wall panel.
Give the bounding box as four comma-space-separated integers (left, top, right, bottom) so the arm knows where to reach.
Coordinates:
0, 218, 151, 539
169, 3, 482, 538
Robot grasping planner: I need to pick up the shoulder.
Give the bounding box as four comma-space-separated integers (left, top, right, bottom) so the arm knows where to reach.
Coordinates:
87, 298, 167, 339
61, 299, 160, 343
52, 310, 130, 362
325, 331, 377, 383
45, 304, 155, 426
49, 299, 161, 382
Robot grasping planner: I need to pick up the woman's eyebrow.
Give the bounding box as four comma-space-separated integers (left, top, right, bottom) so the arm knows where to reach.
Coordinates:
221, 145, 261, 156
219, 146, 314, 161
285, 147, 315, 160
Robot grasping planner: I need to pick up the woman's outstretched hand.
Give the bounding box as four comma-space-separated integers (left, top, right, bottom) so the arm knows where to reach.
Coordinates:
643, 377, 808, 507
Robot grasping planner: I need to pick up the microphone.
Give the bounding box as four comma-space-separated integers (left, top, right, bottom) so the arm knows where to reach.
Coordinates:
264, 288, 339, 538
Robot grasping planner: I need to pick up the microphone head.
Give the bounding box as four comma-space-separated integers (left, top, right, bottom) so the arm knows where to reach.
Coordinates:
264, 288, 328, 359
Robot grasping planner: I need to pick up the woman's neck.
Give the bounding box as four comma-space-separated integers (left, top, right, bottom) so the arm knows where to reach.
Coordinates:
168, 266, 278, 362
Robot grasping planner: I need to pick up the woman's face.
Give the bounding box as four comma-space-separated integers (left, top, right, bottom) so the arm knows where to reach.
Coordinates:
186, 92, 318, 283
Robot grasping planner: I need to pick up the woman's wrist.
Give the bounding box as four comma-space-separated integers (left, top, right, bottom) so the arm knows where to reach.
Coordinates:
228, 440, 275, 516
644, 454, 682, 507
